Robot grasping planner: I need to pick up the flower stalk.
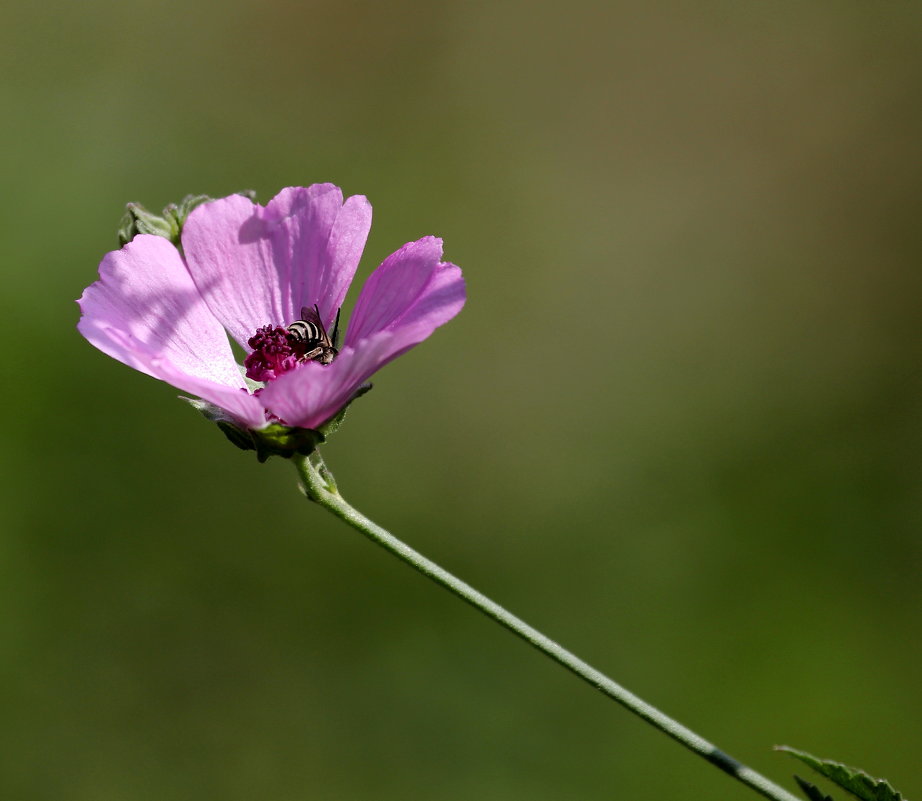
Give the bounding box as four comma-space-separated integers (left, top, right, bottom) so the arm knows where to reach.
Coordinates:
295, 450, 802, 801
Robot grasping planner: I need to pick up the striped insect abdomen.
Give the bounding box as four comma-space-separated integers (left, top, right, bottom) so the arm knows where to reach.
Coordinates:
286, 319, 324, 345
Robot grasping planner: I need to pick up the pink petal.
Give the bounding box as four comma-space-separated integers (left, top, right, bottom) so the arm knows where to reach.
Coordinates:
258, 238, 464, 431
145, 355, 268, 429
259, 295, 461, 432
181, 185, 372, 348
345, 236, 466, 347
77, 235, 266, 428
259, 331, 401, 430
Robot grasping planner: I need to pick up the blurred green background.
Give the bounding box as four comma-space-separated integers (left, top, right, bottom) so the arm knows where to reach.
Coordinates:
2, 1, 921, 799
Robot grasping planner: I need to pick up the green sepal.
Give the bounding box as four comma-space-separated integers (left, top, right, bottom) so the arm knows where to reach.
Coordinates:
250, 422, 326, 463
214, 419, 257, 453
776, 746, 904, 801
117, 190, 257, 248
181, 380, 372, 462
182, 398, 325, 462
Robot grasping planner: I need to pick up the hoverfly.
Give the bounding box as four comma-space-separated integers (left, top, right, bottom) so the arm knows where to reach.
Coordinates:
287, 304, 341, 365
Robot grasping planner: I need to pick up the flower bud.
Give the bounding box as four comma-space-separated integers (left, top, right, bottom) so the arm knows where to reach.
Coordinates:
116, 191, 257, 247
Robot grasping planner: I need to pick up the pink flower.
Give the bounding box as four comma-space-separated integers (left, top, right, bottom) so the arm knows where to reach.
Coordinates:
78, 184, 465, 435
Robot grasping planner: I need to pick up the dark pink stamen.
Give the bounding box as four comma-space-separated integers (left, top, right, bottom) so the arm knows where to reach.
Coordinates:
244, 325, 301, 382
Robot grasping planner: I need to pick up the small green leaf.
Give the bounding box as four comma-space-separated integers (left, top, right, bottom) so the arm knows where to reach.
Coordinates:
776, 746, 905, 801
795, 775, 836, 801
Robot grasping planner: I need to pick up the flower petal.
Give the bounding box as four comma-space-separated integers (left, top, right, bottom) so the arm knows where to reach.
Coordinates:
77, 235, 266, 428
181, 185, 372, 348
142, 352, 268, 429
259, 296, 459, 433
262, 238, 464, 430
257, 331, 392, 429
345, 236, 466, 347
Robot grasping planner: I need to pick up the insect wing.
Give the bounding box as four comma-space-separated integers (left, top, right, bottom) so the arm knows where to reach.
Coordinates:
330, 307, 342, 348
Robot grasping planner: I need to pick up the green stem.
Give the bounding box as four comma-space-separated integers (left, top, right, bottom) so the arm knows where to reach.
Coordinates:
294, 451, 800, 801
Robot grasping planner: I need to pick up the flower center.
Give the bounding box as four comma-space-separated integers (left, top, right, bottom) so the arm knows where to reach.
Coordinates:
243, 316, 338, 383
244, 325, 303, 382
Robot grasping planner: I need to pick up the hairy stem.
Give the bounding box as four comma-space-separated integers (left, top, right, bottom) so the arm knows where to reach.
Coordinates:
294, 451, 799, 801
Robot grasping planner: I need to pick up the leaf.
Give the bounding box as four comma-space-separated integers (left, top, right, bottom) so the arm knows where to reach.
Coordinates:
776, 746, 906, 801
